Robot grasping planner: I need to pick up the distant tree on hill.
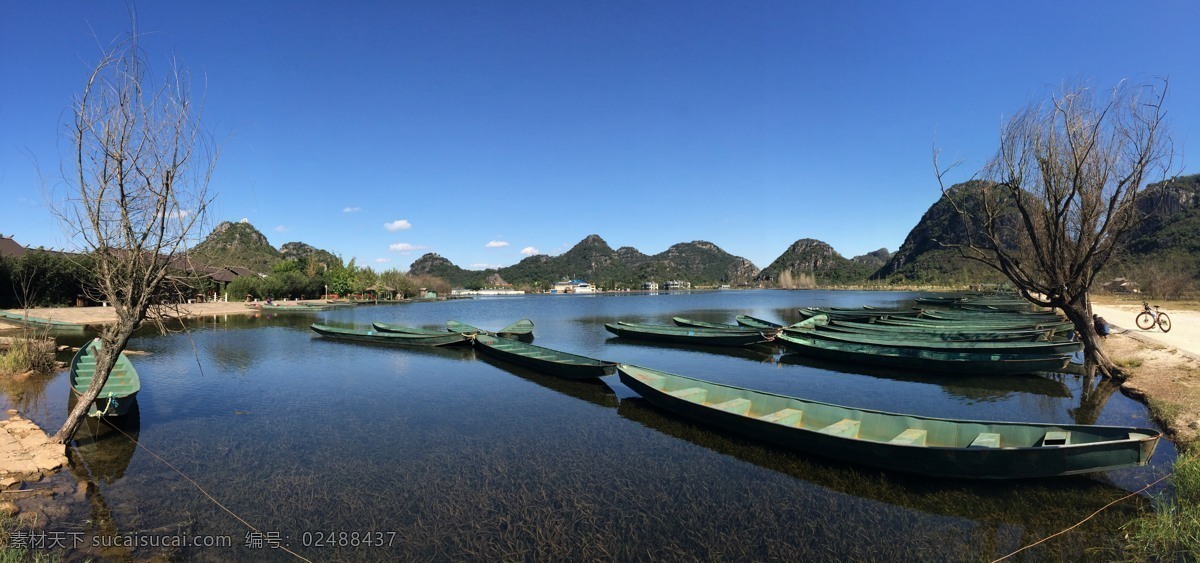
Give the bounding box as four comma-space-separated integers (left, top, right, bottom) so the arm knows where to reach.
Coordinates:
50, 32, 216, 443
936, 80, 1172, 378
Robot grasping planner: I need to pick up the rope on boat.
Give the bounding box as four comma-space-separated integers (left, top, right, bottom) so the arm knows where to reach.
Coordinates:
990, 460, 1186, 562
100, 419, 313, 562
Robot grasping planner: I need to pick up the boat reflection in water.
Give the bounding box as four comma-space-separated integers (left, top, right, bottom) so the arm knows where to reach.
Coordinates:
475, 353, 618, 409
67, 394, 141, 484
66, 397, 141, 560
616, 396, 1148, 559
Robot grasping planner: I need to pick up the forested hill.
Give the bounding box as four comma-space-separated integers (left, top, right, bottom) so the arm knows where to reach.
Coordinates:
190, 220, 341, 273
755, 239, 883, 286
870, 175, 1200, 285
409, 235, 760, 290
870, 181, 1009, 284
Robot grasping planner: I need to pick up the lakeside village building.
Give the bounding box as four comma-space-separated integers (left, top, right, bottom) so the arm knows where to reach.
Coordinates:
551, 279, 596, 294
449, 277, 697, 296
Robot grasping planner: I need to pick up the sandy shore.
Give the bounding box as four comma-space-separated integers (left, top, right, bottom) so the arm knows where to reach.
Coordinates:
0, 301, 304, 329
1090, 298, 1200, 445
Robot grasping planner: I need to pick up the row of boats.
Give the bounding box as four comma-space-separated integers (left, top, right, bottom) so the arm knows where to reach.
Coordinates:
604, 304, 1082, 376
305, 300, 1162, 480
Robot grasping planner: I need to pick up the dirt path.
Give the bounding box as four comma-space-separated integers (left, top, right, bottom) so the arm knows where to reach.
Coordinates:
1091, 300, 1200, 446
1091, 302, 1200, 360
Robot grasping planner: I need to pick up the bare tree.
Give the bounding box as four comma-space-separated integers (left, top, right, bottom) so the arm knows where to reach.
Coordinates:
51, 34, 216, 443
936, 81, 1172, 378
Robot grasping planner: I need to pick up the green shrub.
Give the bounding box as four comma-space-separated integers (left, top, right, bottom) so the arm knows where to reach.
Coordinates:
0, 336, 56, 376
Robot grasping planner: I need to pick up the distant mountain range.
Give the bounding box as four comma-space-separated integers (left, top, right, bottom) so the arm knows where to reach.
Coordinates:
186, 174, 1200, 288
409, 235, 761, 289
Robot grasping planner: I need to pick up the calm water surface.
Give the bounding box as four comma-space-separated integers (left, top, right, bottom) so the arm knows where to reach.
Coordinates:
6, 290, 1176, 560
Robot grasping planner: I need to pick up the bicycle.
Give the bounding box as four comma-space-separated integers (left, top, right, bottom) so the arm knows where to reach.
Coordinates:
1135, 301, 1172, 333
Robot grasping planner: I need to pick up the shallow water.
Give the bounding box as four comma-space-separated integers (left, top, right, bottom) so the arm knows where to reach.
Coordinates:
5, 290, 1176, 560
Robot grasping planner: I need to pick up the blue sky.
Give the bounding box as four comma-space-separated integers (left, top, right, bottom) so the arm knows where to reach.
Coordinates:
2, 1, 1198, 271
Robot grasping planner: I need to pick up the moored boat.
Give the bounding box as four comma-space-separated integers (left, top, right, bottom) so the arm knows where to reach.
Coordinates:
783, 327, 1083, 355
673, 317, 780, 336
447, 319, 535, 341
775, 332, 1071, 375
371, 322, 450, 335
734, 315, 783, 330
822, 321, 1051, 342
473, 334, 616, 379
70, 338, 141, 417
618, 363, 1161, 479
605, 322, 771, 347
876, 317, 1074, 333
311, 323, 467, 346
262, 303, 332, 312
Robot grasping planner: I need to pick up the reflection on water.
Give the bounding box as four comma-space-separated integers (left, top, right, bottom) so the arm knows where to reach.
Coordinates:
617, 396, 1150, 559
474, 352, 619, 409
68, 400, 141, 484
2, 290, 1176, 560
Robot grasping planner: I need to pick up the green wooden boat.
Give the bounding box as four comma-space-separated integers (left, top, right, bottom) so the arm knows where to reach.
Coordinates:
70, 338, 141, 417
605, 322, 771, 347
310, 323, 467, 346
0, 310, 88, 332
824, 321, 1051, 342
734, 315, 783, 330
618, 363, 1160, 479
447, 319, 535, 341
473, 334, 617, 379
262, 303, 331, 312
672, 317, 779, 336
785, 327, 1084, 355
877, 317, 1074, 333
921, 307, 1060, 318
774, 332, 1071, 375
371, 322, 449, 335
798, 308, 923, 322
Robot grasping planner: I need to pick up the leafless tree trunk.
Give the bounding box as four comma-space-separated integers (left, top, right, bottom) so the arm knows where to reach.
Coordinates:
935, 81, 1172, 379
50, 33, 216, 443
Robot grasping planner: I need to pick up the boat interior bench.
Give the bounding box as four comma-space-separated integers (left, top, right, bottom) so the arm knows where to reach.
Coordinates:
758, 408, 803, 426
970, 432, 1001, 448
889, 428, 928, 446
668, 388, 707, 402
818, 419, 861, 438
710, 398, 751, 415
1042, 431, 1071, 446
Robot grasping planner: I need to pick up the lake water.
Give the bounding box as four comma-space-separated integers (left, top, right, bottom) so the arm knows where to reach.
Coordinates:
7, 290, 1176, 560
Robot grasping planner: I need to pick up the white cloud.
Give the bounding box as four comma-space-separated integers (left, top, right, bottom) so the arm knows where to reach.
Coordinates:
384, 219, 412, 232
469, 263, 501, 270
520, 246, 540, 256
388, 243, 425, 253
167, 209, 192, 219
274, 225, 289, 232
343, 207, 361, 213
374, 258, 390, 263
485, 240, 509, 248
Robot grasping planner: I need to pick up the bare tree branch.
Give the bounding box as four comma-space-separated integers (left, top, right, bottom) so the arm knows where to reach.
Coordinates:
933, 80, 1172, 378
49, 31, 217, 443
